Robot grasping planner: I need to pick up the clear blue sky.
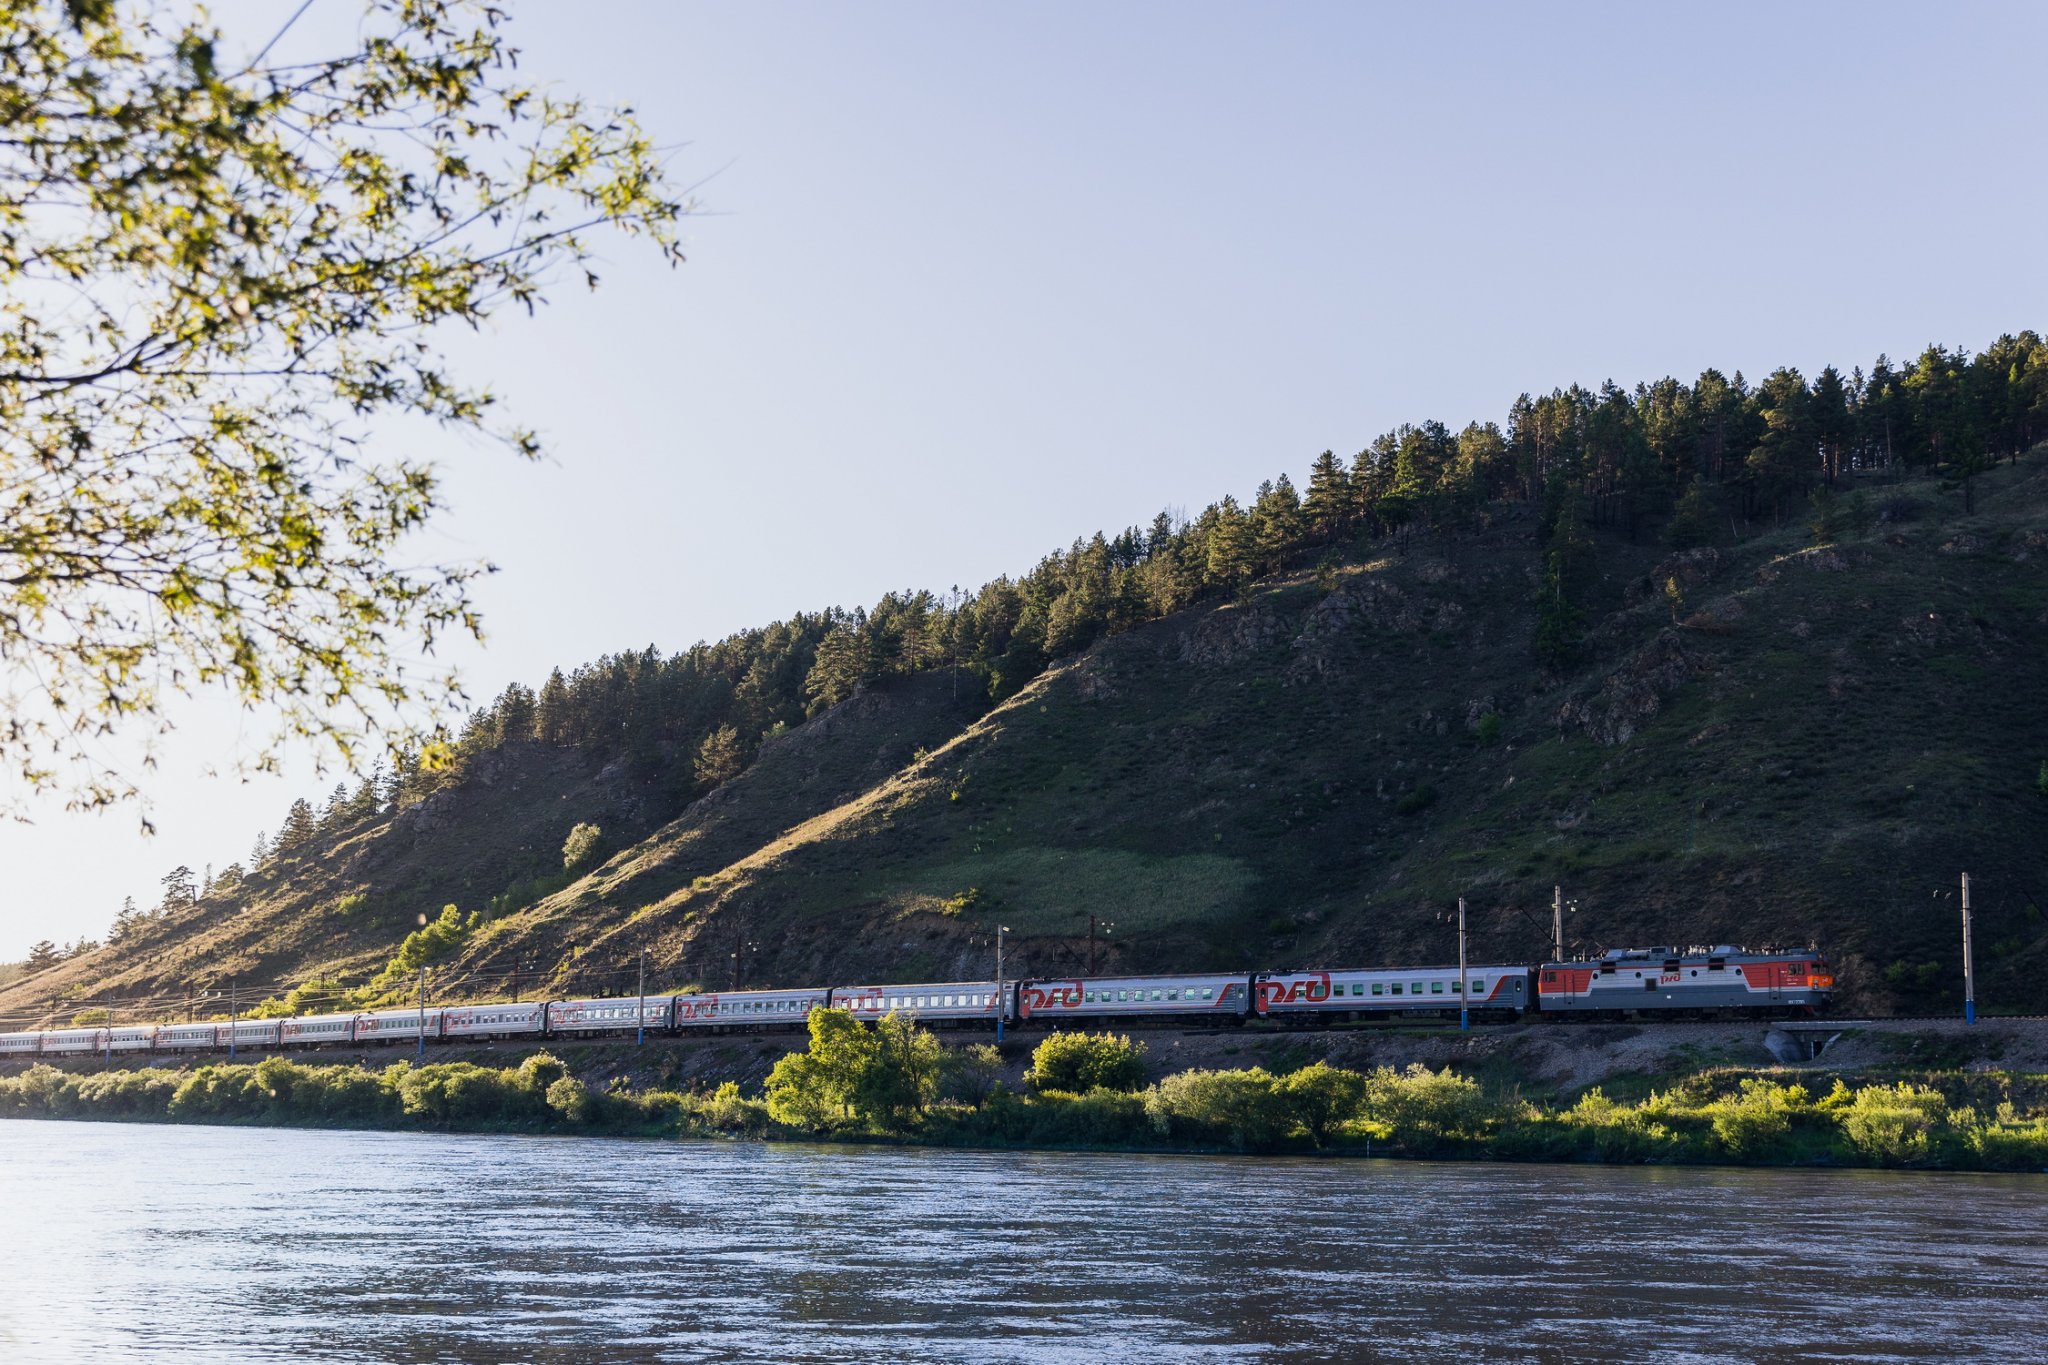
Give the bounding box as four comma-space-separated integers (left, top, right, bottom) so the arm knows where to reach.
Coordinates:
6, 0, 2046, 956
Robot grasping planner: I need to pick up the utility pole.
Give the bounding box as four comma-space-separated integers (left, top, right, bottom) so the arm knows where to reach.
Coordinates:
228, 980, 239, 1062
1087, 914, 1098, 976
1552, 885, 1564, 963
1961, 872, 1976, 1025
416, 965, 427, 1060
636, 947, 647, 1047
1458, 897, 1470, 1032
996, 926, 1009, 1044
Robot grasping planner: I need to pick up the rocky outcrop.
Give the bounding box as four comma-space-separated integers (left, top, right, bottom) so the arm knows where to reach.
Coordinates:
1554, 629, 1708, 745
1287, 578, 1461, 681
1177, 601, 1289, 667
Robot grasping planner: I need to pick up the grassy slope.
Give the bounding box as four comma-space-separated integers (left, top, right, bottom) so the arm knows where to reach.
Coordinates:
8, 456, 2047, 1022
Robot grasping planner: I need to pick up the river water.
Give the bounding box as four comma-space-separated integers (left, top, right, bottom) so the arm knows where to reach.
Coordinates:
0, 1121, 2041, 1363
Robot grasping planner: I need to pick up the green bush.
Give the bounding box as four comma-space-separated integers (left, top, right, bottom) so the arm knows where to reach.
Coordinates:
1275, 1062, 1367, 1148
562, 822, 603, 870
763, 1008, 943, 1133
1026, 1032, 1147, 1094
1146, 1067, 1292, 1152
1018, 1086, 1151, 1147
940, 1043, 1004, 1105
1839, 1082, 1950, 1165
1393, 784, 1438, 816
1707, 1079, 1808, 1159
1361, 1065, 1491, 1151
690, 1081, 770, 1137
545, 1075, 591, 1123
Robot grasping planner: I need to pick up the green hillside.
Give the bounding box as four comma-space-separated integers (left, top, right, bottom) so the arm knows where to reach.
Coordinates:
7, 333, 2048, 1027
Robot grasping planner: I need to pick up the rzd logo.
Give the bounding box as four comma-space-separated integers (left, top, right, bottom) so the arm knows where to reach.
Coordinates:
1260, 974, 1331, 1008
1022, 982, 1082, 1015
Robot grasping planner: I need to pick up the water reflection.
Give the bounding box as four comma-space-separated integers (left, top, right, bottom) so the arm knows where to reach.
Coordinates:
0, 1122, 2041, 1362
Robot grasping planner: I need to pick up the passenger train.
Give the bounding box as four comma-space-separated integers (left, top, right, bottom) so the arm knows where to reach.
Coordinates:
0, 946, 1831, 1060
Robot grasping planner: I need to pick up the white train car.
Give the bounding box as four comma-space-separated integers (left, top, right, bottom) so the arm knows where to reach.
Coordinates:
37, 1028, 102, 1055
353, 1008, 445, 1043
154, 1022, 221, 1052
279, 1013, 359, 1046
1, 1031, 43, 1056
671, 988, 826, 1030
546, 997, 672, 1036
106, 1026, 159, 1053
222, 1020, 282, 1050
442, 1002, 546, 1040
1018, 973, 1253, 1024
1256, 966, 1533, 1021
832, 982, 1002, 1025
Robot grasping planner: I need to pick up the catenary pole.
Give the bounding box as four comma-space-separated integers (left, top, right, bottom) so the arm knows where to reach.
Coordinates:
636, 947, 647, 1047
996, 926, 1008, 1044
1458, 898, 1470, 1031
1961, 872, 1976, 1025
417, 966, 427, 1060
1552, 885, 1563, 963
228, 980, 239, 1061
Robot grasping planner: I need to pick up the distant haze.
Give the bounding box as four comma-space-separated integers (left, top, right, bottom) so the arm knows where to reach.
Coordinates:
4, 0, 2045, 954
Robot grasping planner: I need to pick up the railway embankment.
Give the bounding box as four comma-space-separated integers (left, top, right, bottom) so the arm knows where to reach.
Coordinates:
7, 1015, 2045, 1098
5, 1014, 2047, 1171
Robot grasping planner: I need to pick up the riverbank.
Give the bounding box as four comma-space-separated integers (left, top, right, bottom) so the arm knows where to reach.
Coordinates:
11, 1013, 2044, 1096
5, 1015, 2046, 1172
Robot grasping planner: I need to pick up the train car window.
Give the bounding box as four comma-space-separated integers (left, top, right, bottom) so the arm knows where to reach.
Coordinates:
1150, 990, 1162, 1001
1412, 982, 1423, 995
1431, 982, 1444, 994
1470, 979, 1484, 994
1167, 990, 1179, 1000
1389, 984, 1401, 995
1372, 984, 1384, 996
1117, 991, 1129, 1002
1202, 988, 1214, 999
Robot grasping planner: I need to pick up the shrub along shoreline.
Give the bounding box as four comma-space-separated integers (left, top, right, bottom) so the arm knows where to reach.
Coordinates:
4, 1011, 2046, 1173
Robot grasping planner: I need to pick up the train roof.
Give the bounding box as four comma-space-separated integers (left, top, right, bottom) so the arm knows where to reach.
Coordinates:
1547, 946, 1823, 965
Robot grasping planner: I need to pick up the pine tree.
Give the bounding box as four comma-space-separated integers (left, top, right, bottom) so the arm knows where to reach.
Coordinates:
535, 668, 572, 744
346, 767, 382, 823
1666, 476, 1718, 548
159, 865, 196, 911
1253, 475, 1304, 568
1534, 487, 1595, 669
495, 681, 537, 743
1204, 496, 1254, 591
1812, 365, 1851, 484
250, 830, 270, 868
694, 724, 745, 788
275, 798, 318, 852
1747, 367, 1814, 521
26, 940, 58, 972
1302, 450, 1351, 541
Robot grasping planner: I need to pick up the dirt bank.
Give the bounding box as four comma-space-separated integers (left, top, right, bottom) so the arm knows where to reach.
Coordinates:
10, 1016, 2043, 1097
